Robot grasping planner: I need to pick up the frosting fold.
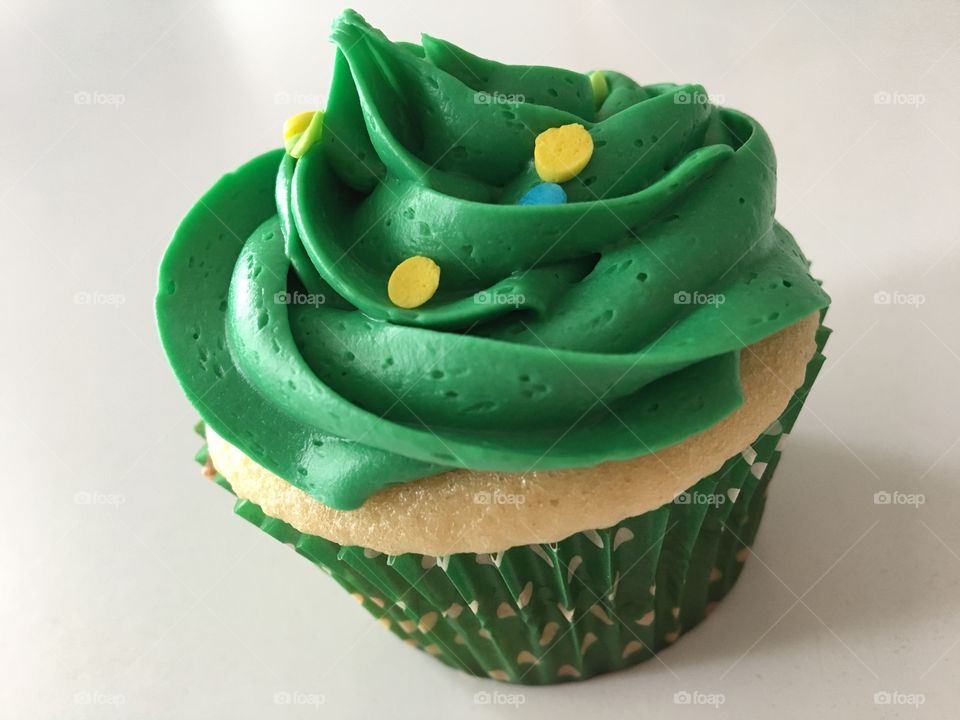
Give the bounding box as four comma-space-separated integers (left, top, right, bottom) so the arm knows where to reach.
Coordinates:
157, 10, 829, 509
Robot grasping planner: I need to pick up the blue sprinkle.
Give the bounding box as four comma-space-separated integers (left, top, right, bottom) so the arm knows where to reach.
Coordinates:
518, 182, 567, 206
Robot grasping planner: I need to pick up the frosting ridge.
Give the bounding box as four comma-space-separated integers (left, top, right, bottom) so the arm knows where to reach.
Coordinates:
157, 10, 830, 509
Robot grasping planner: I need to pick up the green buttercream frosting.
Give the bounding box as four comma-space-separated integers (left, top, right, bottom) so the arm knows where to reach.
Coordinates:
157, 9, 830, 510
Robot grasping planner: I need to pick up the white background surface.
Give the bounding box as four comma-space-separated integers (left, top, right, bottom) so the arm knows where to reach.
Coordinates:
2, 1, 959, 717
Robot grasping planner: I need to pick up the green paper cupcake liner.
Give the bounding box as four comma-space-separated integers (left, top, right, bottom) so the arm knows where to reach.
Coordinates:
197, 321, 829, 685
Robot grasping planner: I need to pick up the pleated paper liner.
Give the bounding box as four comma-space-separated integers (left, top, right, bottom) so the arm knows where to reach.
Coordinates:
196, 319, 829, 685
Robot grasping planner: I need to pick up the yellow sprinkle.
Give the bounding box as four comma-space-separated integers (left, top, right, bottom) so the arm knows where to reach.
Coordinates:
283, 111, 315, 141
534, 123, 594, 184
387, 256, 440, 309
590, 71, 609, 109
290, 111, 324, 159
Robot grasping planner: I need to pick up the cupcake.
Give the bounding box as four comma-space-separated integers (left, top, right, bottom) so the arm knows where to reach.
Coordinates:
157, 9, 830, 685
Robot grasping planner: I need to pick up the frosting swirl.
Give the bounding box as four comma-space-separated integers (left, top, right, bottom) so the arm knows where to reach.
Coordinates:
157, 10, 830, 509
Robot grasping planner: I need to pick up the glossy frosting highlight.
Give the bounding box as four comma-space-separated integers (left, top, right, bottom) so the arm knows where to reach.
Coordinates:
157, 10, 830, 509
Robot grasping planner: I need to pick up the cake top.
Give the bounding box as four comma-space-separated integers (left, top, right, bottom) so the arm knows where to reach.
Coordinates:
157, 9, 830, 510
